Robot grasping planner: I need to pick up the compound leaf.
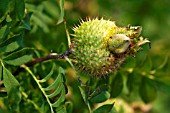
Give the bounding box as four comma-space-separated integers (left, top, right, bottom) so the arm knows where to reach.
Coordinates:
20, 12, 32, 30
3, 48, 34, 66
2, 65, 21, 112
93, 104, 115, 113
43, 70, 63, 91
0, 0, 8, 22
0, 25, 7, 39
90, 91, 110, 103
139, 77, 157, 103
39, 63, 55, 83
0, 35, 23, 53
24, 65, 66, 113
52, 89, 65, 107
47, 84, 64, 98
79, 86, 89, 105
110, 74, 123, 98
57, 0, 65, 24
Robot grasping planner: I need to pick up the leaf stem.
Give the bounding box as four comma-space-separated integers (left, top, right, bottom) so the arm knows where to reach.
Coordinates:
87, 103, 92, 113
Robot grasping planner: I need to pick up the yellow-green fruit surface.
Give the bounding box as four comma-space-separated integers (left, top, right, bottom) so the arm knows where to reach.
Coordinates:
71, 18, 147, 76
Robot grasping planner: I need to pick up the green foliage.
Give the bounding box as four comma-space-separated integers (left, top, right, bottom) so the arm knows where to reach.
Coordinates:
0, 0, 170, 113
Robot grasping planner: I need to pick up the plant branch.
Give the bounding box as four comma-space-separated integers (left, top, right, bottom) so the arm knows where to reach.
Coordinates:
13, 48, 72, 76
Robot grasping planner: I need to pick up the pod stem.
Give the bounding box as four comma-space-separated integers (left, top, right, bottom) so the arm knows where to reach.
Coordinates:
13, 48, 72, 76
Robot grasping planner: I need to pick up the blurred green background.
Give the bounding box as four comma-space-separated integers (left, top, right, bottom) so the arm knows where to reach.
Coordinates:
23, 0, 170, 113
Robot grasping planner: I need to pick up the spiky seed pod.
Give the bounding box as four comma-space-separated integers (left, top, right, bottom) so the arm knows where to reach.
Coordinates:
70, 18, 150, 77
